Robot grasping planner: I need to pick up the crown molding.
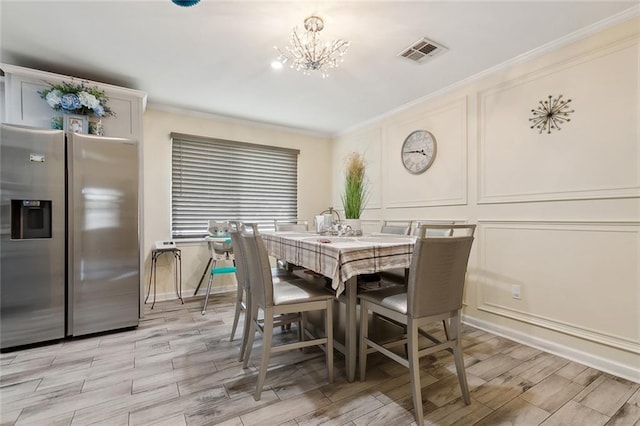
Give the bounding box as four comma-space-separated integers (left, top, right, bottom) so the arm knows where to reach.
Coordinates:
336, 5, 640, 137
147, 101, 331, 139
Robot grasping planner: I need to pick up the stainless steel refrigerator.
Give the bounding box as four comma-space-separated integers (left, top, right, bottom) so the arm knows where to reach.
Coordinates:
1, 123, 139, 349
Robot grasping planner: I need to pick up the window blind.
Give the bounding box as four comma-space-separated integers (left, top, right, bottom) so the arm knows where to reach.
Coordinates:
171, 133, 299, 238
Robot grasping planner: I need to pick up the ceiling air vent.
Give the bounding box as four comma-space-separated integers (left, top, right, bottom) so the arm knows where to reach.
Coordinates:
398, 38, 447, 63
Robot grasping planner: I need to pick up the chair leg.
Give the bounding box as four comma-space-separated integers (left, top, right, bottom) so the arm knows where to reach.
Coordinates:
243, 300, 258, 369
359, 301, 369, 381
451, 315, 470, 404
255, 307, 274, 401
325, 300, 334, 383
442, 318, 450, 341
229, 284, 244, 341
201, 270, 215, 315
301, 312, 307, 344
407, 320, 424, 426
238, 291, 252, 362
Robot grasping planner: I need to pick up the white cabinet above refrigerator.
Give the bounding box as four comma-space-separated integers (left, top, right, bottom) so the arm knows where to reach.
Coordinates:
0, 63, 146, 140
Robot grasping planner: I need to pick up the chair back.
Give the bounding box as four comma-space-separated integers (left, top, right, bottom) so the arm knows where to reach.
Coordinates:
380, 220, 412, 235
413, 221, 455, 237
229, 227, 249, 291
229, 220, 246, 232
239, 224, 274, 308
208, 220, 233, 255
275, 219, 308, 232
407, 224, 476, 318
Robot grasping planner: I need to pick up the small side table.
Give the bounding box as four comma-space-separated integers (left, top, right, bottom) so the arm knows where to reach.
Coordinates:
145, 247, 183, 309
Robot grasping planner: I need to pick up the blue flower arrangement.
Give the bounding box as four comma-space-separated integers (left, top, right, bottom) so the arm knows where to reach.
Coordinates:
39, 80, 115, 117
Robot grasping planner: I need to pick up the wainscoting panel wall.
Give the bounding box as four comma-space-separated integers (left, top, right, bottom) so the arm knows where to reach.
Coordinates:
384, 96, 468, 208
478, 36, 639, 204
332, 16, 640, 380
477, 221, 640, 354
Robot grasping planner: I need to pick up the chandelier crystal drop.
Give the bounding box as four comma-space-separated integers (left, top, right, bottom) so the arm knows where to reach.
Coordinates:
274, 15, 350, 78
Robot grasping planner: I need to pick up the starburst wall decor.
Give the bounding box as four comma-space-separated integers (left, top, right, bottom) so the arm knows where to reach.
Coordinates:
529, 95, 575, 134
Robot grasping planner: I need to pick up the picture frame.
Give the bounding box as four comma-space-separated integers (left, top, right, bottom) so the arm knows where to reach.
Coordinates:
64, 114, 88, 134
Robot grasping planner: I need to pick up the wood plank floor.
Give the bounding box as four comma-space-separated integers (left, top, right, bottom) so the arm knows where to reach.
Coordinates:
1, 293, 638, 425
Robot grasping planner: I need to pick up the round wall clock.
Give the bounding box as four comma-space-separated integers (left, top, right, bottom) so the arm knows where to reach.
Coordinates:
401, 130, 437, 174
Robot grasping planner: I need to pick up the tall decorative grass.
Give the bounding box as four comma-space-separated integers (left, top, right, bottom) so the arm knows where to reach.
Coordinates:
341, 152, 369, 219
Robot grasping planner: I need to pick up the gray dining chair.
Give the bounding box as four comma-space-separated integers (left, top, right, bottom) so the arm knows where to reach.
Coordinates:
380, 220, 412, 235
274, 219, 309, 271
360, 220, 413, 286
358, 224, 476, 425
274, 218, 309, 232
413, 220, 455, 237
380, 220, 456, 284
240, 224, 334, 401
228, 223, 262, 362
228, 222, 300, 362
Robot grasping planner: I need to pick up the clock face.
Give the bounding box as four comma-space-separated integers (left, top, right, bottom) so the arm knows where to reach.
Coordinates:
401, 130, 437, 174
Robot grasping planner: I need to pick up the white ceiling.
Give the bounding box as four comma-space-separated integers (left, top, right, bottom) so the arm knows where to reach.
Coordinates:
1, 1, 637, 135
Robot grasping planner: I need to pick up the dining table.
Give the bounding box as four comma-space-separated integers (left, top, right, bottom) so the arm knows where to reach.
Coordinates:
261, 230, 416, 381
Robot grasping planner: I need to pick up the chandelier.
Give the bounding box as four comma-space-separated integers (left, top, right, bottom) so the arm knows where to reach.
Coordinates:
274, 15, 350, 78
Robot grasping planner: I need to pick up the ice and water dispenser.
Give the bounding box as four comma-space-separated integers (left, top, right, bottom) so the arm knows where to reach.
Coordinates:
10, 199, 52, 239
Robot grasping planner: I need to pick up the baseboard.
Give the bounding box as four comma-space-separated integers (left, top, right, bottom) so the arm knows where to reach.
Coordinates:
462, 314, 640, 384
147, 285, 236, 303
195, 284, 236, 296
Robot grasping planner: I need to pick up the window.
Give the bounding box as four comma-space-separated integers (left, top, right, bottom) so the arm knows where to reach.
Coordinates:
171, 133, 299, 239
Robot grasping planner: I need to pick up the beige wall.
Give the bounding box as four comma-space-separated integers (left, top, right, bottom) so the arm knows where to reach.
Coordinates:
332, 18, 640, 380
142, 109, 333, 298
141, 17, 638, 380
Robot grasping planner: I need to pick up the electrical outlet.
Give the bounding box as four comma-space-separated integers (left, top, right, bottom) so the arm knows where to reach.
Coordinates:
512, 284, 521, 300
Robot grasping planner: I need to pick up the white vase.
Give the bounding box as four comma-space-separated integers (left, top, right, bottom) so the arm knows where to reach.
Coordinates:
344, 219, 362, 235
